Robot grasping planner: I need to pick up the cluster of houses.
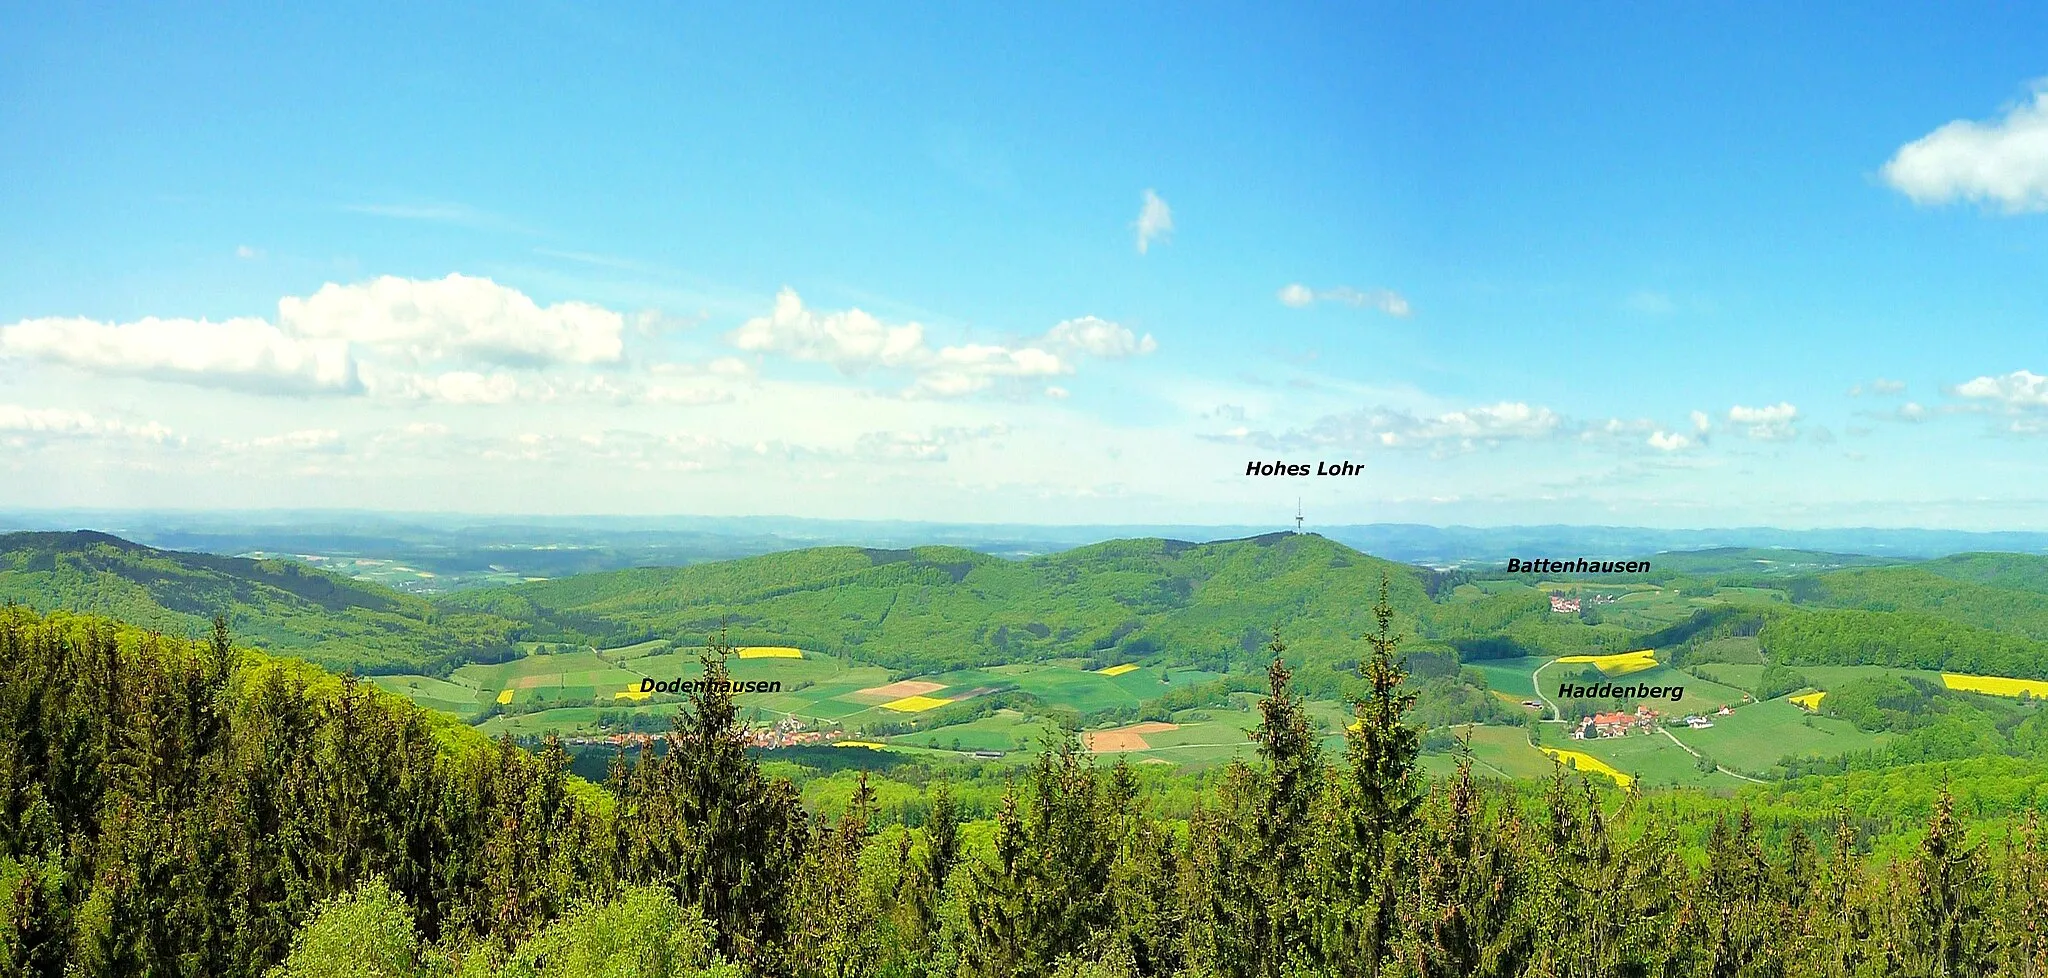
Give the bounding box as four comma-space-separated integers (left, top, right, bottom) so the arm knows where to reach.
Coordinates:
746, 715, 848, 749
1570, 704, 1737, 740
1571, 705, 1661, 739
569, 715, 852, 751
1549, 591, 1623, 614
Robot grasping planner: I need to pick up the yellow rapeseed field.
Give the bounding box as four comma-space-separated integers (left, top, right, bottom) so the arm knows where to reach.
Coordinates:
737, 646, 805, 659
1095, 663, 1140, 677
1555, 649, 1658, 676
880, 694, 951, 712
1540, 748, 1635, 788
832, 741, 889, 750
1790, 691, 1826, 711
1942, 673, 2048, 698
614, 687, 652, 701
496, 689, 515, 705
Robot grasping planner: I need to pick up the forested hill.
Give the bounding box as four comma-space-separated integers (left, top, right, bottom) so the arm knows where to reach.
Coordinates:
439, 531, 1440, 671
0, 530, 520, 674
1790, 562, 2048, 641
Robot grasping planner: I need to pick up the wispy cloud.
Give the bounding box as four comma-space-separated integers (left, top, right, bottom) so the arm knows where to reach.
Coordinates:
344, 201, 531, 233
1277, 283, 1411, 317
1134, 189, 1173, 255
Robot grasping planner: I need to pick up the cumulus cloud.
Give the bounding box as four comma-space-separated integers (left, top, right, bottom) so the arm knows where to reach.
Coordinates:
1953, 369, 2048, 408
727, 289, 1154, 398
1729, 402, 1800, 441
0, 404, 174, 444
0, 274, 625, 397
1882, 84, 2048, 212
1043, 316, 1158, 357
1690, 410, 1712, 433
727, 288, 927, 370
1276, 283, 1411, 317
0, 316, 358, 394
1134, 189, 1173, 254
279, 274, 624, 366
1648, 430, 1693, 452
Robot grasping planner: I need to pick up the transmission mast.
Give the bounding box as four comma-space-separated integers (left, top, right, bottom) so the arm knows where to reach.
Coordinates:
1295, 498, 1304, 533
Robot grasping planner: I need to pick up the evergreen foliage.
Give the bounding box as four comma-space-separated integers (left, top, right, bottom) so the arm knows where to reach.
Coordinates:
6, 602, 2048, 976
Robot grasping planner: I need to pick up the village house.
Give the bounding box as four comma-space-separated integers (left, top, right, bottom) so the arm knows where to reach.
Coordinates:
1549, 593, 1582, 614
1572, 704, 1661, 740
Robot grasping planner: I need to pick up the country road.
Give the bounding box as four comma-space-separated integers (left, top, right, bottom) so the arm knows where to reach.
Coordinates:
1658, 727, 1767, 784
1531, 659, 1562, 721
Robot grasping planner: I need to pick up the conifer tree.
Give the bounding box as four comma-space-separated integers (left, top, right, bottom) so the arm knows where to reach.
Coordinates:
1324, 572, 1420, 975
1910, 787, 1994, 978
613, 627, 808, 971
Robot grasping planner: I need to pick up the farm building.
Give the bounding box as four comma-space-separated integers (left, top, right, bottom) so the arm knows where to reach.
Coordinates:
1572, 705, 1661, 740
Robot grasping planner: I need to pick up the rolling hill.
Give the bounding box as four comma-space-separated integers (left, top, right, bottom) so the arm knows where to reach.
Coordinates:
439, 532, 1444, 673
0, 530, 521, 673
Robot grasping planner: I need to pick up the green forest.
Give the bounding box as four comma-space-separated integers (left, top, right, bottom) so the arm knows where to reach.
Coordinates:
7, 600, 2048, 977
11, 531, 2048, 972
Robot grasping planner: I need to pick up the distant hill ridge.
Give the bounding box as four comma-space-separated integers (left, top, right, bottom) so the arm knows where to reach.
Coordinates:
440, 531, 1439, 671
0, 529, 520, 674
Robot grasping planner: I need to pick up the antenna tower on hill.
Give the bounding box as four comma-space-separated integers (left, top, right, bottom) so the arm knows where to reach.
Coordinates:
1295, 498, 1304, 533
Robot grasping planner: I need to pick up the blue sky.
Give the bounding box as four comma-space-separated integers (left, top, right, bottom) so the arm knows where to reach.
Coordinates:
5, 3, 2048, 528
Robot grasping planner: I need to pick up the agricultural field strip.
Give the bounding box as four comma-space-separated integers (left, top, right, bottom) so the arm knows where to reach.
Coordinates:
1655, 727, 1763, 785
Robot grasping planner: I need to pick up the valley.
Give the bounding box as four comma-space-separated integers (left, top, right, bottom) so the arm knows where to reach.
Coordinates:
12, 526, 2048, 791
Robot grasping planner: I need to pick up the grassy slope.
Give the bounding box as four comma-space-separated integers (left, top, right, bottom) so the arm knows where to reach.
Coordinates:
1668, 699, 1891, 774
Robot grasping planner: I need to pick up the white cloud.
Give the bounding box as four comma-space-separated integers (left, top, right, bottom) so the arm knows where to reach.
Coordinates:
1276, 283, 1411, 317
279, 274, 624, 366
249, 429, 344, 452
650, 357, 755, 379
1042, 316, 1157, 357
1729, 402, 1800, 441
1898, 402, 1927, 421
640, 384, 735, 406
728, 287, 927, 371
0, 316, 358, 394
727, 289, 1153, 398
1850, 378, 1907, 397
1882, 84, 2048, 212
235, 245, 262, 260
0, 404, 174, 443
1233, 400, 1563, 452
1953, 369, 2048, 408
1134, 189, 1173, 255
1690, 410, 1712, 433
0, 274, 625, 397
386, 370, 523, 405
1648, 430, 1693, 452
